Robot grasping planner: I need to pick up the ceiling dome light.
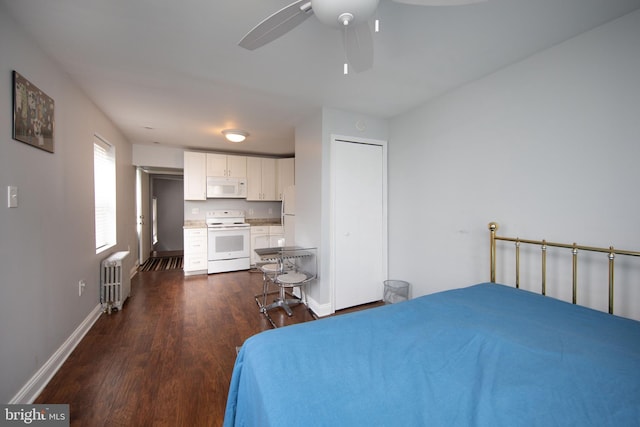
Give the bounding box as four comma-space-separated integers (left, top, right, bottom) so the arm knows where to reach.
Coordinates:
222, 129, 249, 143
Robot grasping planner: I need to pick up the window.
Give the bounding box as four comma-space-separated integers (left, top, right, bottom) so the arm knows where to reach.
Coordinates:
94, 135, 116, 253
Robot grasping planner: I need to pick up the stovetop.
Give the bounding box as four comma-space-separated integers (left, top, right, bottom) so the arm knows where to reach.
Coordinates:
205, 210, 250, 228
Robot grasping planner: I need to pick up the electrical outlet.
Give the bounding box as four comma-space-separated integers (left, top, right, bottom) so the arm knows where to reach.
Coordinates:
78, 280, 86, 296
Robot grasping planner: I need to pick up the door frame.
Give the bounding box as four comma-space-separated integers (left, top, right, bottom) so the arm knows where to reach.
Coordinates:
329, 134, 388, 312
136, 167, 183, 264
136, 167, 152, 265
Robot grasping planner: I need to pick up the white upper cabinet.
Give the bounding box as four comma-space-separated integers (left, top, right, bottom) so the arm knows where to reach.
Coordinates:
184, 152, 287, 201
206, 153, 247, 178
183, 151, 207, 200
206, 154, 227, 177
227, 155, 247, 178
247, 157, 277, 201
276, 158, 295, 200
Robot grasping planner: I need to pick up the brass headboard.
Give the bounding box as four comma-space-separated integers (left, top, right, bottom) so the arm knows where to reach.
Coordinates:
489, 222, 640, 315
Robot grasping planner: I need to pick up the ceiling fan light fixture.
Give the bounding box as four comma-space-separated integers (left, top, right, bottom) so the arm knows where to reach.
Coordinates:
339, 12, 354, 26
222, 129, 249, 143
240, 0, 486, 74
312, 0, 380, 27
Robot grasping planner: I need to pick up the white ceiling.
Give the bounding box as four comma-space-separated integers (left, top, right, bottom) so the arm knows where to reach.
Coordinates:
3, 0, 639, 156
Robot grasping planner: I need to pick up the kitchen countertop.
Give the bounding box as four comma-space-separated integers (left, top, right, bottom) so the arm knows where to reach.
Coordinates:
183, 220, 206, 229
246, 219, 282, 226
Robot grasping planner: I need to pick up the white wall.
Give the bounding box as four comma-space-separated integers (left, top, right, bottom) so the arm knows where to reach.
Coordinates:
132, 144, 184, 169
0, 7, 136, 402
388, 10, 640, 320
295, 108, 389, 314
294, 111, 323, 309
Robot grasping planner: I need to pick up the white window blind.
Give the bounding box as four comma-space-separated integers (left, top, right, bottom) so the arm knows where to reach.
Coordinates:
94, 136, 116, 253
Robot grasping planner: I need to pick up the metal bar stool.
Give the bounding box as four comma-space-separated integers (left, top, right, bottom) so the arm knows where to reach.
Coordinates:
270, 271, 311, 315
254, 247, 317, 327
254, 261, 282, 313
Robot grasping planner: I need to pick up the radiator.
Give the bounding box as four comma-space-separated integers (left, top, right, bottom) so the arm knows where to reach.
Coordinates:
100, 251, 130, 313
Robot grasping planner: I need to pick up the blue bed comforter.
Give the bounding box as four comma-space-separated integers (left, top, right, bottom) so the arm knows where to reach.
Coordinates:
224, 283, 640, 426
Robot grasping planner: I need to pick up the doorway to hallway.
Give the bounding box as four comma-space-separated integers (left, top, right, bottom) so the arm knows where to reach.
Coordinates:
151, 174, 184, 253
137, 169, 184, 265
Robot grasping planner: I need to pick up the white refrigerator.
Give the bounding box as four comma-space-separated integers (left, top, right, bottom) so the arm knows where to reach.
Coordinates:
281, 185, 295, 245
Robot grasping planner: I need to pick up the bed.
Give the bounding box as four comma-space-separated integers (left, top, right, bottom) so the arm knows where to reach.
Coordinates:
224, 223, 640, 426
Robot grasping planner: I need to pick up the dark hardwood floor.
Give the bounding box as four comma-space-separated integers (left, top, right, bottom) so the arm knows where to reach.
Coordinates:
34, 268, 380, 426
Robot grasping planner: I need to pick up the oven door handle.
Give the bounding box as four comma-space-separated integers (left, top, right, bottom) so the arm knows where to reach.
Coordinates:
208, 226, 250, 231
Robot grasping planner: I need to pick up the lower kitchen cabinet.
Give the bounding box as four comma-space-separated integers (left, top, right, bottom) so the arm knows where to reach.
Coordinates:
268, 225, 284, 247
250, 225, 284, 266
250, 226, 269, 266
184, 227, 207, 275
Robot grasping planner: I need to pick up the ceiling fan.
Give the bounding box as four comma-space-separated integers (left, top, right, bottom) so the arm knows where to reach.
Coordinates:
239, 0, 487, 73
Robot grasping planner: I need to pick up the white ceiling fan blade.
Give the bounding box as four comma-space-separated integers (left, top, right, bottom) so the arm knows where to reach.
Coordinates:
343, 22, 374, 73
239, 1, 313, 50
392, 0, 487, 6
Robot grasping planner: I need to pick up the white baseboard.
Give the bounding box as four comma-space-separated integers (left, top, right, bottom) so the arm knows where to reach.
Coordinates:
10, 304, 103, 404
307, 295, 333, 318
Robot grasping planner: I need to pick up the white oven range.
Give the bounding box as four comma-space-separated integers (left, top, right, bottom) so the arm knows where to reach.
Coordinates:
206, 210, 251, 274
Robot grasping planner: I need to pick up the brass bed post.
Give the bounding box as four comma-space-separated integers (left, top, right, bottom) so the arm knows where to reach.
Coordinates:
541, 240, 547, 296
608, 247, 615, 314
572, 243, 578, 305
489, 222, 498, 282
515, 239, 521, 289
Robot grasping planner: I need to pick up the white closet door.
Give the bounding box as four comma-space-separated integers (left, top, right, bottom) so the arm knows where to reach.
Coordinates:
333, 139, 386, 310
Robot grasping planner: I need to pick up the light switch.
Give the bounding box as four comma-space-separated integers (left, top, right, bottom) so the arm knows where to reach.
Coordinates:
7, 186, 18, 208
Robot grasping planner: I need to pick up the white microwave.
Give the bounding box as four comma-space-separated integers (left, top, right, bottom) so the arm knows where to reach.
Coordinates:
206, 177, 247, 198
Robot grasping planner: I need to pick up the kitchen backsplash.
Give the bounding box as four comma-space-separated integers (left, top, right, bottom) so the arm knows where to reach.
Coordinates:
184, 199, 282, 221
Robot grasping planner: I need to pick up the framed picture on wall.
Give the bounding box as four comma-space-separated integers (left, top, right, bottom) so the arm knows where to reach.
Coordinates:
12, 70, 55, 153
